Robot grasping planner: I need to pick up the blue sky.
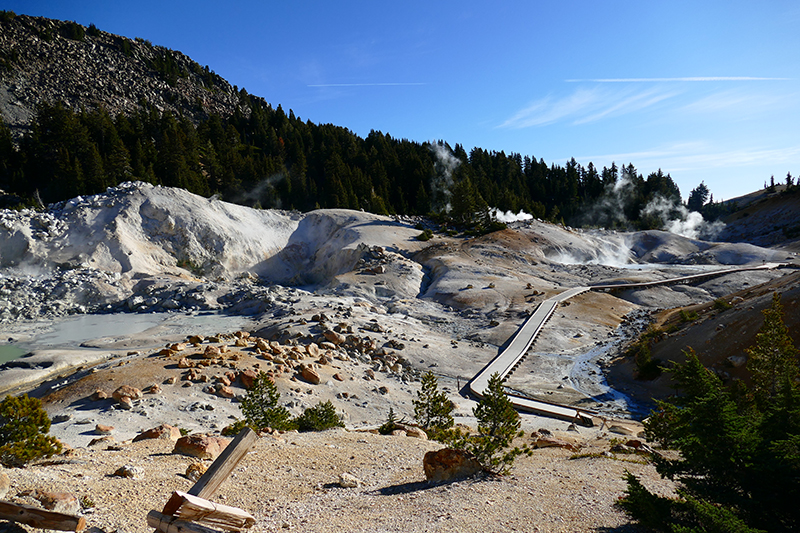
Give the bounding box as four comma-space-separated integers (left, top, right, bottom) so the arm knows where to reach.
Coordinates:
6, 1, 800, 201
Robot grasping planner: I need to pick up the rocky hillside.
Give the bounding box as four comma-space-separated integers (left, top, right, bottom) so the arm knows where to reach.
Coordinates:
0, 12, 244, 138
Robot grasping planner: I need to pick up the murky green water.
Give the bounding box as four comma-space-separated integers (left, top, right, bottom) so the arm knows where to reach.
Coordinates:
0, 344, 28, 364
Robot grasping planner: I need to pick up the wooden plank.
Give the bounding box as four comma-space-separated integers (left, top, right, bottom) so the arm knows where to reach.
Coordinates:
0, 500, 86, 532
170, 492, 254, 530
161, 427, 257, 517
148, 510, 222, 533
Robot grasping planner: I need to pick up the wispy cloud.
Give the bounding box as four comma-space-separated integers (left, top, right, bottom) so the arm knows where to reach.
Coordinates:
565, 77, 790, 82
499, 86, 676, 129
577, 142, 800, 172
307, 82, 426, 87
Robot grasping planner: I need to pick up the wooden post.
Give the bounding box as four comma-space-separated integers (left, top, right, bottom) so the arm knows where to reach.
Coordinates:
161, 427, 258, 517
0, 500, 86, 532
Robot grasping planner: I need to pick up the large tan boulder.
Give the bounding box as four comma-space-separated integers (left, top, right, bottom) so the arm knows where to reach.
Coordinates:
239, 369, 258, 389
423, 448, 482, 482
173, 434, 231, 460
112, 385, 142, 409
23, 490, 80, 514
133, 424, 182, 442
323, 330, 346, 345
300, 365, 321, 385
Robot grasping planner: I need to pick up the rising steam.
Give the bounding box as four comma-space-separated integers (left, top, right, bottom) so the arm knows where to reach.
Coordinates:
429, 143, 460, 213
490, 208, 534, 223
641, 196, 725, 241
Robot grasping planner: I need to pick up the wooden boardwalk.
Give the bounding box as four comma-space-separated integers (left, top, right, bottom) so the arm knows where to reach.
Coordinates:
468, 262, 786, 426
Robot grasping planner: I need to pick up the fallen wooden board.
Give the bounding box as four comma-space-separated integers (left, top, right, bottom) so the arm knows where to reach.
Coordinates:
148, 510, 222, 533
0, 499, 86, 531
169, 492, 254, 530
161, 427, 257, 517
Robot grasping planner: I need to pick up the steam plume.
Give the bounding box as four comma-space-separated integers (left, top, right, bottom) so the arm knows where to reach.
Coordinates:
429, 143, 460, 213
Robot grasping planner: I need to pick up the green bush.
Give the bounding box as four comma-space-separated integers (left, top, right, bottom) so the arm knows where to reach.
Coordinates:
0, 394, 62, 467
679, 309, 699, 322
713, 298, 733, 311
295, 401, 343, 432
239, 372, 293, 431
416, 229, 433, 241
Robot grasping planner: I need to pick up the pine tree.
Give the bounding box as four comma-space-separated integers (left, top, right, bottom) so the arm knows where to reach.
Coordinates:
446, 373, 530, 474
413, 371, 454, 437
746, 292, 799, 405
239, 372, 293, 431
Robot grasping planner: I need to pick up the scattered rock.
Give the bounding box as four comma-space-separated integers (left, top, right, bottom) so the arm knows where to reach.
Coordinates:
338, 472, 361, 488
88, 436, 115, 447
185, 462, 208, 482
239, 369, 258, 389
95, 424, 114, 435
423, 448, 482, 482
114, 465, 145, 479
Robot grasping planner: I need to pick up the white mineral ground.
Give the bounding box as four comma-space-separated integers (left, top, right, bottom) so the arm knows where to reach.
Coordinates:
1, 182, 797, 532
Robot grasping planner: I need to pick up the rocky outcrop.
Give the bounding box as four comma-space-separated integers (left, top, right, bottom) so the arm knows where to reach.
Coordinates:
0, 14, 243, 138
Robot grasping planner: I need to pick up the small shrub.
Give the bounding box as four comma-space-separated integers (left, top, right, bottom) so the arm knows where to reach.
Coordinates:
221, 419, 248, 436
239, 372, 293, 431
713, 298, 733, 311
295, 401, 343, 432
679, 309, 699, 323
379, 407, 398, 435
416, 229, 434, 241
0, 394, 62, 467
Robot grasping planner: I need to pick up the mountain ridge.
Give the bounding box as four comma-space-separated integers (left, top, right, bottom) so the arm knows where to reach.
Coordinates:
0, 12, 244, 137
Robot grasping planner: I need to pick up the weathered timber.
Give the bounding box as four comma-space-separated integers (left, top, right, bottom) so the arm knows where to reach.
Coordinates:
148, 510, 222, 533
161, 427, 257, 517
0, 499, 86, 531
169, 492, 254, 530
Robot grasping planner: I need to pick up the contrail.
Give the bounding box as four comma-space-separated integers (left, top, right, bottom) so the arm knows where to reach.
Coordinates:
307, 82, 426, 87
565, 77, 790, 82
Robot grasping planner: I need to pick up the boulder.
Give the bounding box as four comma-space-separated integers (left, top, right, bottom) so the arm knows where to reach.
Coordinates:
112, 385, 142, 406
423, 448, 482, 482
300, 365, 321, 385
90, 389, 110, 401
95, 424, 114, 435
203, 345, 221, 358
530, 432, 579, 452
88, 436, 115, 447
323, 330, 346, 345
133, 424, 181, 442
216, 385, 236, 398
239, 369, 258, 389
173, 435, 231, 460
24, 490, 80, 514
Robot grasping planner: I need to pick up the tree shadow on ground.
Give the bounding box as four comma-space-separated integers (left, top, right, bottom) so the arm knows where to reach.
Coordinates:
371, 475, 486, 496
